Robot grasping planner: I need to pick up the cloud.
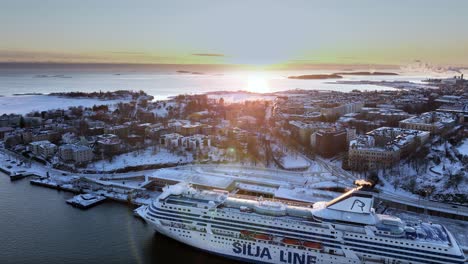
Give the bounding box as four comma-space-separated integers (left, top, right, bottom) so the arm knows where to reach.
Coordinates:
0, 50, 183, 63
107, 51, 149, 55
192, 53, 224, 57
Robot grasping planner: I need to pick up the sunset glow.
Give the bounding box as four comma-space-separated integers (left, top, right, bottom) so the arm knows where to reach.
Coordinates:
246, 75, 270, 93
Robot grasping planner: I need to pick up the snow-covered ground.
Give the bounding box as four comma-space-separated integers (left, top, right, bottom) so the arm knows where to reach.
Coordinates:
86, 147, 193, 171
373, 140, 467, 198
207, 92, 276, 103
456, 139, 468, 156
0, 95, 129, 114
278, 153, 310, 170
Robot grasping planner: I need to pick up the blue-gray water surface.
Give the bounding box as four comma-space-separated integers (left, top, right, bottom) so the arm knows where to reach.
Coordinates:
0, 173, 233, 264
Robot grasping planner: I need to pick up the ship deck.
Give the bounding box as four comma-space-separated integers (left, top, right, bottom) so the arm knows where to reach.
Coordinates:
162, 194, 452, 246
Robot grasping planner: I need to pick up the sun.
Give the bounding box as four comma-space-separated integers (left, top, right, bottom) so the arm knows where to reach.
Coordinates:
246, 75, 270, 93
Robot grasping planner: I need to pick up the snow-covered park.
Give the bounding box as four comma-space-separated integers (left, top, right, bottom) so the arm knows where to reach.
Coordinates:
0, 95, 129, 115
278, 153, 310, 170
456, 139, 468, 156
86, 147, 193, 171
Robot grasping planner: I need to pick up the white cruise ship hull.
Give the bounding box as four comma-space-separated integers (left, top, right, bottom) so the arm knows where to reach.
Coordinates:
147, 219, 358, 264
139, 183, 466, 264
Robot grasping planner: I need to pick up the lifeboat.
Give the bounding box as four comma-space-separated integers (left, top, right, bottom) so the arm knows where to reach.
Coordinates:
303, 241, 322, 249
253, 233, 273, 241
282, 238, 302, 246
240, 230, 253, 236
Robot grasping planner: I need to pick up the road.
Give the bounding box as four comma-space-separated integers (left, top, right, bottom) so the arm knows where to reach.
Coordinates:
374, 191, 468, 218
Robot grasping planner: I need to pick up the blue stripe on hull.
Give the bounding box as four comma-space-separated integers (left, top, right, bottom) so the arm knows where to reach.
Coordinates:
209, 251, 272, 264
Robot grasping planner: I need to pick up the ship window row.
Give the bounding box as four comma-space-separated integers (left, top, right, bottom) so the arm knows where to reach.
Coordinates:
147, 212, 192, 224
150, 210, 340, 247
209, 221, 340, 247
351, 247, 465, 264
210, 224, 340, 250
165, 197, 211, 206
210, 216, 335, 239
215, 212, 325, 231
154, 208, 336, 242
346, 233, 449, 252
163, 199, 197, 207
156, 207, 336, 241
346, 241, 464, 263
345, 238, 464, 260
215, 235, 236, 242
149, 211, 201, 223
159, 204, 193, 213
150, 206, 197, 217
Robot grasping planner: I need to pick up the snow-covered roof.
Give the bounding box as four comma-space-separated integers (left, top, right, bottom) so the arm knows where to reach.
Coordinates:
400, 111, 457, 126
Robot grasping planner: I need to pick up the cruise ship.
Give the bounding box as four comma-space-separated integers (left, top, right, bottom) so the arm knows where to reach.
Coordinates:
138, 183, 466, 264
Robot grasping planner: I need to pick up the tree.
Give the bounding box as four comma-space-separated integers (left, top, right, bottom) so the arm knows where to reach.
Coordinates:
19, 116, 25, 128
446, 171, 464, 189
247, 136, 259, 162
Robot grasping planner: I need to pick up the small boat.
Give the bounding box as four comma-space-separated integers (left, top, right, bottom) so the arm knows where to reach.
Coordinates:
240, 206, 253, 212
240, 230, 253, 236
253, 233, 273, 241
282, 238, 302, 246
303, 241, 322, 249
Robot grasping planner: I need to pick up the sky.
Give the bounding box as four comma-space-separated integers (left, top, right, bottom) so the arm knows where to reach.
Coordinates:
1, 0, 467, 67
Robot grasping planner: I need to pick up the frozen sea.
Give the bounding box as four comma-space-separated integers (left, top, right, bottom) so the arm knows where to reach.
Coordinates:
0, 66, 442, 114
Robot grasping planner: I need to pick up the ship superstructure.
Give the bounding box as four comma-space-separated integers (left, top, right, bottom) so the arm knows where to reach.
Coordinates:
139, 183, 466, 264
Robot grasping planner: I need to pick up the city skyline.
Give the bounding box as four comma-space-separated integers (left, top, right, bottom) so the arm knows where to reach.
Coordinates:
1, 0, 468, 67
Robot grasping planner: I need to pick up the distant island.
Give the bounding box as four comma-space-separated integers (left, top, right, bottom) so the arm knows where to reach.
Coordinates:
34, 74, 72, 78
288, 74, 342, 80
49, 90, 153, 100
13, 93, 45, 96
288, 71, 398, 80
176, 70, 204, 75
335, 71, 398, 76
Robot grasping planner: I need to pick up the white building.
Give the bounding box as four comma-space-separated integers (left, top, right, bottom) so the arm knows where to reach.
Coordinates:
180, 134, 211, 150
59, 144, 94, 163
399, 111, 459, 134
160, 133, 184, 148
348, 127, 429, 170
320, 102, 364, 117
29, 140, 57, 158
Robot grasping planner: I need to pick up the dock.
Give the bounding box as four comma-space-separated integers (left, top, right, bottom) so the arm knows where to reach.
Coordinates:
30, 178, 60, 189
66, 194, 106, 209
9, 171, 38, 181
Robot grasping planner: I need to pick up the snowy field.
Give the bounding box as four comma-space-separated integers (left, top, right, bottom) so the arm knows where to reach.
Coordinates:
279, 153, 310, 170
457, 139, 468, 156
86, 147, 193, 171
0, 95, 129, 114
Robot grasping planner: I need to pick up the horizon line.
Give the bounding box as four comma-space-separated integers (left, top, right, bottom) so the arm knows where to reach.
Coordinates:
0, 61, 403, 70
